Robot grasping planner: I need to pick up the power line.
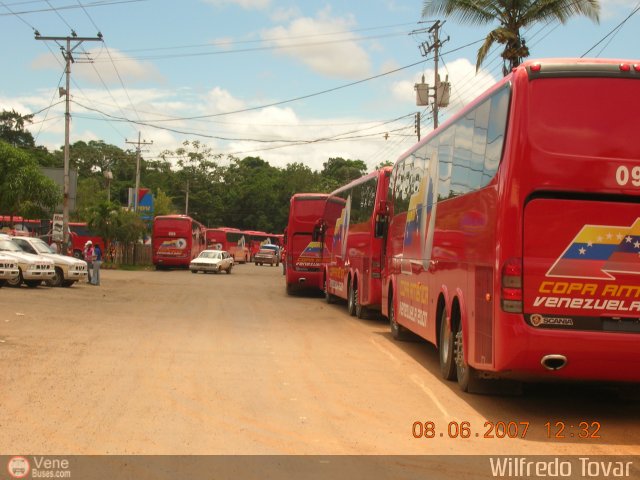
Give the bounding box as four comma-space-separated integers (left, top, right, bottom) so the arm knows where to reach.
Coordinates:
0, 0, 147, 16
582, 2, 640, 57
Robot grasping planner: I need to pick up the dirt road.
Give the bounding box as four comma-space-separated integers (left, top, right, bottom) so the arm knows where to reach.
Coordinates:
0, 264, 637, 456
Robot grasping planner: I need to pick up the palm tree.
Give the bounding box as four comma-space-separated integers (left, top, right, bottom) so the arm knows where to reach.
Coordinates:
422, 0, 600, 75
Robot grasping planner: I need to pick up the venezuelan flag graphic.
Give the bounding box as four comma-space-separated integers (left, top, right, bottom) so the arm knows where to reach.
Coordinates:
547, 219, 640, 280
604, 219, 640, 274
296, 241, 330, 268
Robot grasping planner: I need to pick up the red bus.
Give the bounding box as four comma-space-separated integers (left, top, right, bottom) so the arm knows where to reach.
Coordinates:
205, 227, 250, 263
284, 193, 328, 294
68, 222, 105, 259
382, 58, 640, 393
244, 230, 276, 260
152, 215, 206, 269
322, 167, 392, 318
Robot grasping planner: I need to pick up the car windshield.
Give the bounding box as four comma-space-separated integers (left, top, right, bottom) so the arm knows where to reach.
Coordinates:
0, 239, 23, 252
28, 239, 53, 254
258, 249, 274, 255
201, 252, 221, 259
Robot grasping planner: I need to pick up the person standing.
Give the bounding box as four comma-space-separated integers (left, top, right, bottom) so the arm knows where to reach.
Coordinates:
91, 244, 102, 286
83, 240, 94, 283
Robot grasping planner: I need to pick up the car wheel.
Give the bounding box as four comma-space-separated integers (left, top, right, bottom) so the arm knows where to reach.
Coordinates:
7, 268, 23, 288
439, 308, 456, 381
48, 267, 64, 287
226, 265, 232, 274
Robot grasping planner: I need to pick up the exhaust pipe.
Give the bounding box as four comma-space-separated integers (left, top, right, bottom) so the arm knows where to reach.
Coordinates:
541, 354, 567, 371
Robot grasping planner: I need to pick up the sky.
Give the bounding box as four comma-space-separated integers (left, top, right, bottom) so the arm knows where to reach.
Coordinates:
1, 0, 639, 173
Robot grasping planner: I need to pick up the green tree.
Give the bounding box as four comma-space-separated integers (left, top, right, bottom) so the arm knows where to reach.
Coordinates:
0, 140, 60, 219
320, 157, 367, 191
0, 109, 35, 148
422, 0, 600, 75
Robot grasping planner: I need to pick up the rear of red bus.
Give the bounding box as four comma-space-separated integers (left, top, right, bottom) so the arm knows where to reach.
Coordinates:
491, 59, 640, 384
285, 193, 328, 294
152, 215, 199, 269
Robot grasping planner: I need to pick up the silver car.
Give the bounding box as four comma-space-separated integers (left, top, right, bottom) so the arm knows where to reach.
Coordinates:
12, 236, 88, 287
0, 234, 55, 287
189, 249, 234, 274
0, 253, 20, 287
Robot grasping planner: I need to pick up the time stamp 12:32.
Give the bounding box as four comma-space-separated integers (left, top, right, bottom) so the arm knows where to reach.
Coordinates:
412, 421, 602, 439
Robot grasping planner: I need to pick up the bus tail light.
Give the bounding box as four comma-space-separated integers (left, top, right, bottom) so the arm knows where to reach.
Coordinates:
501, 257, 523, 313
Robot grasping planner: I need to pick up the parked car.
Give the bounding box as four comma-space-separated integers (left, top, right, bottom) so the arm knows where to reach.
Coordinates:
189, 249, 233, 274
0, 234, 55, 287
254, 246, 279, 266
0, 253, 20, 287
12, 236, 88, 287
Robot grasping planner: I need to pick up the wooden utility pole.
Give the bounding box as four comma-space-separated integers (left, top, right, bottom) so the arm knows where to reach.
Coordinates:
35, 31, 103, 247
125, 133, 153, 212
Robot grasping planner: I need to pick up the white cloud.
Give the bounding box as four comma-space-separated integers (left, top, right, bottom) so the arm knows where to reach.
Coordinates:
600, 0, 638, 19
6, 81, 411, 173
202, 0, 270, 9
30, 48, 164, 85
269, 6, 301, 22
261, 8, 372, 79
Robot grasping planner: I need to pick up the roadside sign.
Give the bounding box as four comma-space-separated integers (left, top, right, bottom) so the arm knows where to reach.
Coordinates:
52, 213, 64, 242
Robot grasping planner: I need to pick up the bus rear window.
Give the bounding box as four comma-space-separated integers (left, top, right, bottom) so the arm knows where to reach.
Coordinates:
528, 77, 640, 159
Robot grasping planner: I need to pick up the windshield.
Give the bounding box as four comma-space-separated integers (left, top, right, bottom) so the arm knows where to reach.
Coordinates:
201, 252, 221, 259
0, 239, 23, 252
29, 239, 53, 254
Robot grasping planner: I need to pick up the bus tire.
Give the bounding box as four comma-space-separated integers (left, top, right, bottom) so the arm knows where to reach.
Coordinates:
454, 320, 482, 393
439, 308, 456, 381
324, 276, 335, 304
347, 280, 357, 316
0, 280, 5, 288
286, 283, 295, 296
389, 296, 412, 341
25, 280, 42, 288
191, 270, 198, 274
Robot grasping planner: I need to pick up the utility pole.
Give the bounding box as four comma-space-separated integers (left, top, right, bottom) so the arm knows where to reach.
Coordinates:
413, 21, 450, 129
35, 31, 103, 249
185, 179, 190, 215
125, 132, 153, 212
414, 112, 421, 141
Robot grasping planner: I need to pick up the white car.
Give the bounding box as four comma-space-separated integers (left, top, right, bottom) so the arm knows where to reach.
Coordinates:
12, 236, 88, 287
0, 253, 20, 287
0, 234, 55, 287
189, 249, 234, 274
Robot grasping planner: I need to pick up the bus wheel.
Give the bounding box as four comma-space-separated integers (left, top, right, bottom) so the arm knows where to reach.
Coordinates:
355, 296, 367, 319
439, 308, 456, 381
389, 297, 412, 341
324, 276, 335, 304
347, 280, 357, 316
454, 320, 481, 392
25, 280, 42, 288
286, 283, 295, 296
